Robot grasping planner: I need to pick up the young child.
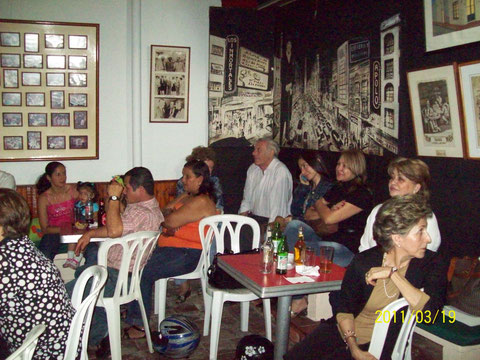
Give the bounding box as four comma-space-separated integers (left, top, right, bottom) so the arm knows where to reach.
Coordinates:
63, 181, 98, 269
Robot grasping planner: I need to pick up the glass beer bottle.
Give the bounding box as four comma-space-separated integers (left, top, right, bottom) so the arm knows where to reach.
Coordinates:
294, 226, 306, 265
276, 236, 288, 275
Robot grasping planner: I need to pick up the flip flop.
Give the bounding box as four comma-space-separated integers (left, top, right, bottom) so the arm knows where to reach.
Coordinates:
123, 325, 146, 340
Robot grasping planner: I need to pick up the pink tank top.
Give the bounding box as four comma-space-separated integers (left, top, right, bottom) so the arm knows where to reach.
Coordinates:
46, 187, 76, 227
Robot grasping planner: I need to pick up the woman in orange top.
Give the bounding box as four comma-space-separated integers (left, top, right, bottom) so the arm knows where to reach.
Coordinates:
125, 160, 217, 339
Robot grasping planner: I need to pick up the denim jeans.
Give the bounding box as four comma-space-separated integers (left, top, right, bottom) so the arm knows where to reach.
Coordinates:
125, 246, 202, 327
284, 220, 354, 267
38, 233, 61, 260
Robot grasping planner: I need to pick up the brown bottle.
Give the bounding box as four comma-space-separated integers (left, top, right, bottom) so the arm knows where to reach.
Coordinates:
294, 226, 306, 265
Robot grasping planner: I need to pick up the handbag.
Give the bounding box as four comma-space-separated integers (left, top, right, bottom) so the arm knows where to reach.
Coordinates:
446, 256, 480, 316
207, 248, 259, 289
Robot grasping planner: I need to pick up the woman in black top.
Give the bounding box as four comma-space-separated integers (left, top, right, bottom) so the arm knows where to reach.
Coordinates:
285, 194, 448, 360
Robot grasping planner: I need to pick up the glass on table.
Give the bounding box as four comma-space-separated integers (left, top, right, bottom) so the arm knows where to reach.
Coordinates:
319, 246, 334, 273
305, 246, 316, 267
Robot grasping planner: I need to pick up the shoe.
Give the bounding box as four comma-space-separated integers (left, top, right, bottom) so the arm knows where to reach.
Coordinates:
290, 308, 308, 318
94, 336, 110, 359
123, 325, 146, 340
175, 289, 191, 304
62, 258, 79, 269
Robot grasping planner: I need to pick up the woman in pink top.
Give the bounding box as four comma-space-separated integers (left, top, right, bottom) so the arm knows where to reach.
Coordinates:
37, 161, 78, 260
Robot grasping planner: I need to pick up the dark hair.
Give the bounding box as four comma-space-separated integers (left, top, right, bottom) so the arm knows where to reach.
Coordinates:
373, 194, 432, 252
185, 146, 216, 163
124, 167, 154, 195
299, 151, 330, 180
235, 335, 274, 360
0, 189, 31, 239
36, 161, 65, 194
184, 160, 216, 203
77, 181, 98, 202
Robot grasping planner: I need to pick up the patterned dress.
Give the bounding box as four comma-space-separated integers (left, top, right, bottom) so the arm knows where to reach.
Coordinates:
0, 236, 75, 359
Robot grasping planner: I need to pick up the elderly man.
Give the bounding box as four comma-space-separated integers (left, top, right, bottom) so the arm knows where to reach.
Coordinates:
240, 137, 292, 225
71, 167, 163, 355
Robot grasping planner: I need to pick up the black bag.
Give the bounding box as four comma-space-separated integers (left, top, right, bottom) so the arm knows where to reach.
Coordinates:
207, 249, 259, 289
447, 256, 480, 316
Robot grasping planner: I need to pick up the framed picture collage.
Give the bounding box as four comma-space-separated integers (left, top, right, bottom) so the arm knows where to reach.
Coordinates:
0, 19, 99, 161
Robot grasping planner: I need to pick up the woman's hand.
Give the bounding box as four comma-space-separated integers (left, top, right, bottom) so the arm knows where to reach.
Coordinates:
331, 200, 346, 211
365, 266, 392, 286
304, 206, 320, 221
351, 348, 377, 360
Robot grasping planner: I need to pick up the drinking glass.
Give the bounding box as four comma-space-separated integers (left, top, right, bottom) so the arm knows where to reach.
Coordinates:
319, 246, 334, 273
305, 246, 316, 266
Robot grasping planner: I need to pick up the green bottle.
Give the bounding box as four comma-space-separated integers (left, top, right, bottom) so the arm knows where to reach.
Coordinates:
276, 235, 288, 275
272, 222, 281, 260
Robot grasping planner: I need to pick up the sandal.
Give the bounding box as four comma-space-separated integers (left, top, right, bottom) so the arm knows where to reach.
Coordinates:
123, 325, 146, 340
175, 289, 191, 304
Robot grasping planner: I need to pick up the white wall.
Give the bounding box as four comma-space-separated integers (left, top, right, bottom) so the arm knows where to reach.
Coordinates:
0, 0, 220, 185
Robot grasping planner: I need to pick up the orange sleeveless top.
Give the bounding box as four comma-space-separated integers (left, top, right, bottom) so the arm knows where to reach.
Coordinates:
157, 202, 202, 250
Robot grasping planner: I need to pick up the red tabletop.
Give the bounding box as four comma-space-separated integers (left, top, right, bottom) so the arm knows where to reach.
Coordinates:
218, 252, 345, 298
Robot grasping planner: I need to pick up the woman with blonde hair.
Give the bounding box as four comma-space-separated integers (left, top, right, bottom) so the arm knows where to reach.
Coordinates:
359, 157, 441, 252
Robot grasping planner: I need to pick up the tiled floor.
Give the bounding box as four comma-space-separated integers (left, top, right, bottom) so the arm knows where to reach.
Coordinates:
87, 279, 443, 359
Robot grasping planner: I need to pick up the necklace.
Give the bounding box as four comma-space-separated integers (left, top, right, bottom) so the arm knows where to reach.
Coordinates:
382, 252, 398, 299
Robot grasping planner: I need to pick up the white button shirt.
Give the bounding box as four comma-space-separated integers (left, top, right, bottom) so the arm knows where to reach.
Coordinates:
239, 157, 292, 222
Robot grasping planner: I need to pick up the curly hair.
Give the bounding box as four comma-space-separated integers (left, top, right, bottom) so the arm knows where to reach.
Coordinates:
387, 157, 431, 199
186, 146, 216, 163
373, 194, 432, 252
0, 189, 31, 239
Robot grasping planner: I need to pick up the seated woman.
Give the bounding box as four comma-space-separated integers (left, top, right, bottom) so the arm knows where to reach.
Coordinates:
285, 194, 448, 360
359, 157, 441, 252
0, 189, 76, 359
124, 160, 217, 339
285, 149, 373, 267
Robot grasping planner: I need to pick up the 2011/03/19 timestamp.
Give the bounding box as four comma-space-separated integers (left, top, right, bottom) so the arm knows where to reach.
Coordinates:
375, 309, 456, 324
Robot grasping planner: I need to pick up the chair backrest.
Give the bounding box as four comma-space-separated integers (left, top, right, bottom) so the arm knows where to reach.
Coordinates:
199, 214, 260, 276
368, 297, 417, 360
97, 231, 159, 302
6, 324, 46, 360
64, 265, 108, 360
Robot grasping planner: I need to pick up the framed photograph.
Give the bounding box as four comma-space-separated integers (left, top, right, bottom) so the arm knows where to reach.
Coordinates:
50, 90, 64, 109
459, 60, 480, 159
26, 92, 45, 107
51, 112, 70, 127
150, 45, 190, 123
47, 55, 65, 69
211, 44, 224, 57
69, 135, 88, 149
24, 33, 39, 52
45, 34, 64, 49
407, 65, 464, 158
47, 136, 65, 150
23, 54, 42, 68
22, 72, 41, 86
0, 19, 99, 161
1, 53, 21, 68
46, 73, 65, 87
424, 1, 480, 52
27, 131, 41, 150
3, 69, 18, 88
68, 55, 87, 70
0, 32, 20, 46
69, 93, 87, 107
4, 136, 23, 150
74, 111, 88, 129
68, 73, 87, 87
2, 92, 21, 106
2, 113, 22, 127
68, 35, 87, 49
28, 113, 47, 127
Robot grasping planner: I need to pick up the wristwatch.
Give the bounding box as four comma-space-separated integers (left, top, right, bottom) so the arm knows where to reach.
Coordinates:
109, 195, 120, 201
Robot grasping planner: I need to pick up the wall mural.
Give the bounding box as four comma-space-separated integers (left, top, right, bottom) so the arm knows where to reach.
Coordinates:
208, 11, 400, 155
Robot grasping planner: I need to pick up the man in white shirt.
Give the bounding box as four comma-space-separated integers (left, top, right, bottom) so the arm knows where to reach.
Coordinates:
0, 170, 16, 189
239, 137, 292, 224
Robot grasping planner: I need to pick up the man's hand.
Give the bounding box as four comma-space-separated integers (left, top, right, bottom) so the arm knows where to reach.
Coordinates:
240, 211, 250, 217
75, 230, 93, 256
107, 181, 123, 198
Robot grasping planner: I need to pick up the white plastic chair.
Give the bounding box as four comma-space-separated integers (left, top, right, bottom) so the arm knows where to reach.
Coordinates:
153, 233, 209, 331
96, 231, 160, 360
368, 297, 417, 360
200, 214, 272, 360
6, 324, 46, 360
64, 264, 108, 360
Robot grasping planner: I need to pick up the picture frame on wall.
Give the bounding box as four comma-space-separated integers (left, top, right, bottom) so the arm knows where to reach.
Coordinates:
149, 44, 190, 123
407, 64, 464, 158
424, 1, 480, 52
0, 19, 99, 162
459, 60, 480, 159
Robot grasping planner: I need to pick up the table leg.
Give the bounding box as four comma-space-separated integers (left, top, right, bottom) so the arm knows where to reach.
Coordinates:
274, 295, 292, 360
